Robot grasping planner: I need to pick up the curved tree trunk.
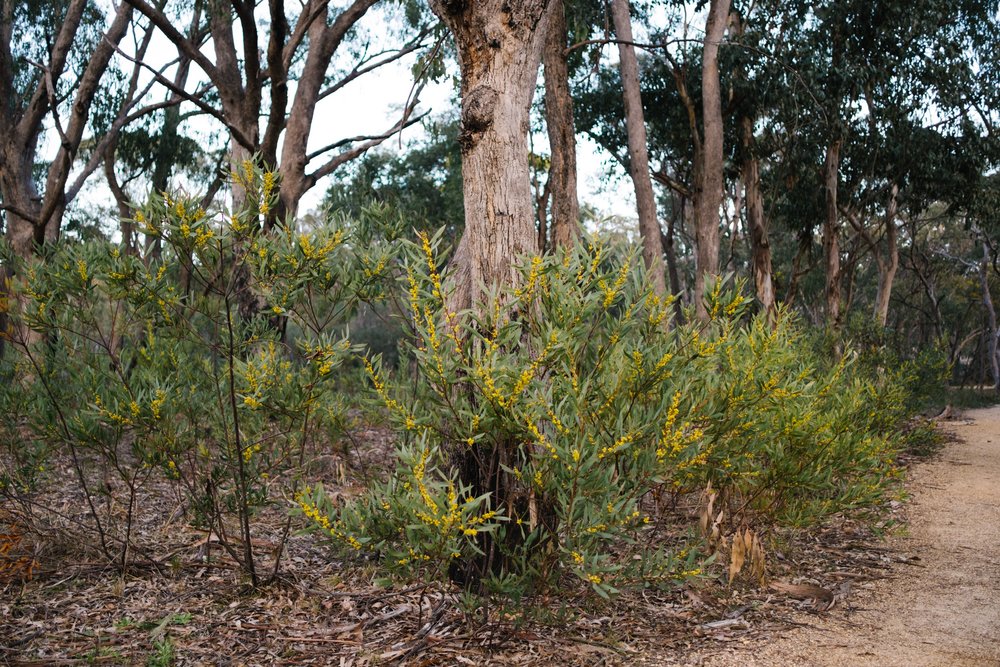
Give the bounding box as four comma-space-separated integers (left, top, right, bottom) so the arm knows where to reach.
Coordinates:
874, 184, 899, 327
693, 0, 730, 321
610, 0, 667, 297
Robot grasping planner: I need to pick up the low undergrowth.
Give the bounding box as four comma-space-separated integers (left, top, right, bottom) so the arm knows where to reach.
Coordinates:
0, 165, 933, 609
299, 235, 917, 601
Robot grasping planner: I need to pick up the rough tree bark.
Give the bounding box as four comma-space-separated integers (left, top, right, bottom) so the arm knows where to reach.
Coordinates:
430, 0, 552, 310
821, 139, 842, 328
610, 0, 667, 297
740, 116, 775, 322
693, 0, 731, 321
543, 0, 580, 249
428, 0, 552, 585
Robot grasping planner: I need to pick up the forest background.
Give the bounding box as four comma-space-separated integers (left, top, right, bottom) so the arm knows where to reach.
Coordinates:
1, 0, 1000, 661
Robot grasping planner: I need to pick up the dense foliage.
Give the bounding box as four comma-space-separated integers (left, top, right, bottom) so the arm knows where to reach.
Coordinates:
0, 165, 399, 582
0, 162, 935, 601
297, 232, 916, 599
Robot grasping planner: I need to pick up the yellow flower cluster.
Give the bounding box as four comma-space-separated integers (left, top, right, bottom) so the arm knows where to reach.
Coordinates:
364, 358, 411, 424
417, 232, 444, 302
514, 256, 544, 301
94, 393, 133, 426
598, 262, 630, 309
656, 392, 703, 461
296, 489, 362, 550
597, 432, 636, 460
240, 342, 288, 410
150, 389, 166, 420
409, 450, 496, 540
299, 230, 343, 261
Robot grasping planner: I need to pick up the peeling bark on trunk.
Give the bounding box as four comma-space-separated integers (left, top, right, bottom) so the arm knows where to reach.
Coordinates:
821, 139, 842, 328
740, 116, 774, 322
429, 0, 552, 585
542, 0, 580, 249
431, 0, 551, 311
693, 0, 730, 321
874, 184, 899, 328
610, 0, 666, 297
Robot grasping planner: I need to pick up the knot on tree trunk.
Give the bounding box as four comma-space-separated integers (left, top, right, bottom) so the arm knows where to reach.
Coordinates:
460, 85, 498, 150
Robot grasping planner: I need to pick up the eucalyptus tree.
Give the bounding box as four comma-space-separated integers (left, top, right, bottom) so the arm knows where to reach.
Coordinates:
611, 0, 667, 298
124, 0, 434, 224
765, 0, 1000, 329
1, 0, 137, 257
690, 0, 730, 321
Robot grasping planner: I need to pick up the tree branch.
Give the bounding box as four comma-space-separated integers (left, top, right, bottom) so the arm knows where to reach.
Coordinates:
123, 0, 219, 82
111, 44, 256, 150
317, 38, 429, 103
17, 0, 88, 143
306, 97, 427, 187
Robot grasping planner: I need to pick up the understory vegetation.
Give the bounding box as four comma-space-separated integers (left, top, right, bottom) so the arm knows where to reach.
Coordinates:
0, 167, 946, 606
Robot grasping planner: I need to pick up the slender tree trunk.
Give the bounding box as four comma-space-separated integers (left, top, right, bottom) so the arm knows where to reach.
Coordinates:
821, 139, 842, 328
533, 166, 550, 251
740, 116, 774, 322
103, 135, 139, 256
610, 0, 666, 297
693, 0, 730, 321
661, 193, 685, 324
277, 0, 379, 222
874, 184, 899, 327
978, 238, 1000, 392
543, 0, 580, 249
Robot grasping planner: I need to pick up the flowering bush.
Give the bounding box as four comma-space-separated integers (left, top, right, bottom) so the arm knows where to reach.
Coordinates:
299, 234, 905, 598
0, 161, 400, 580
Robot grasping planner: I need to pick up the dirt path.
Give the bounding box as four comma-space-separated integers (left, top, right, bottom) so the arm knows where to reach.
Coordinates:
703, 405, 1000, 667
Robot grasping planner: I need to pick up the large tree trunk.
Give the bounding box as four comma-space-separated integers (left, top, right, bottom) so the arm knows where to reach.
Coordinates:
610, 0, 666, 297
543, 0, 580, 249
821, 139, 842, 328
0, 149, 41, 259
693, 0, 730, 321
874, 184, 899, 328
431, 0, 552, 311
429, 0, 552, 585
740, 116, 774, 322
